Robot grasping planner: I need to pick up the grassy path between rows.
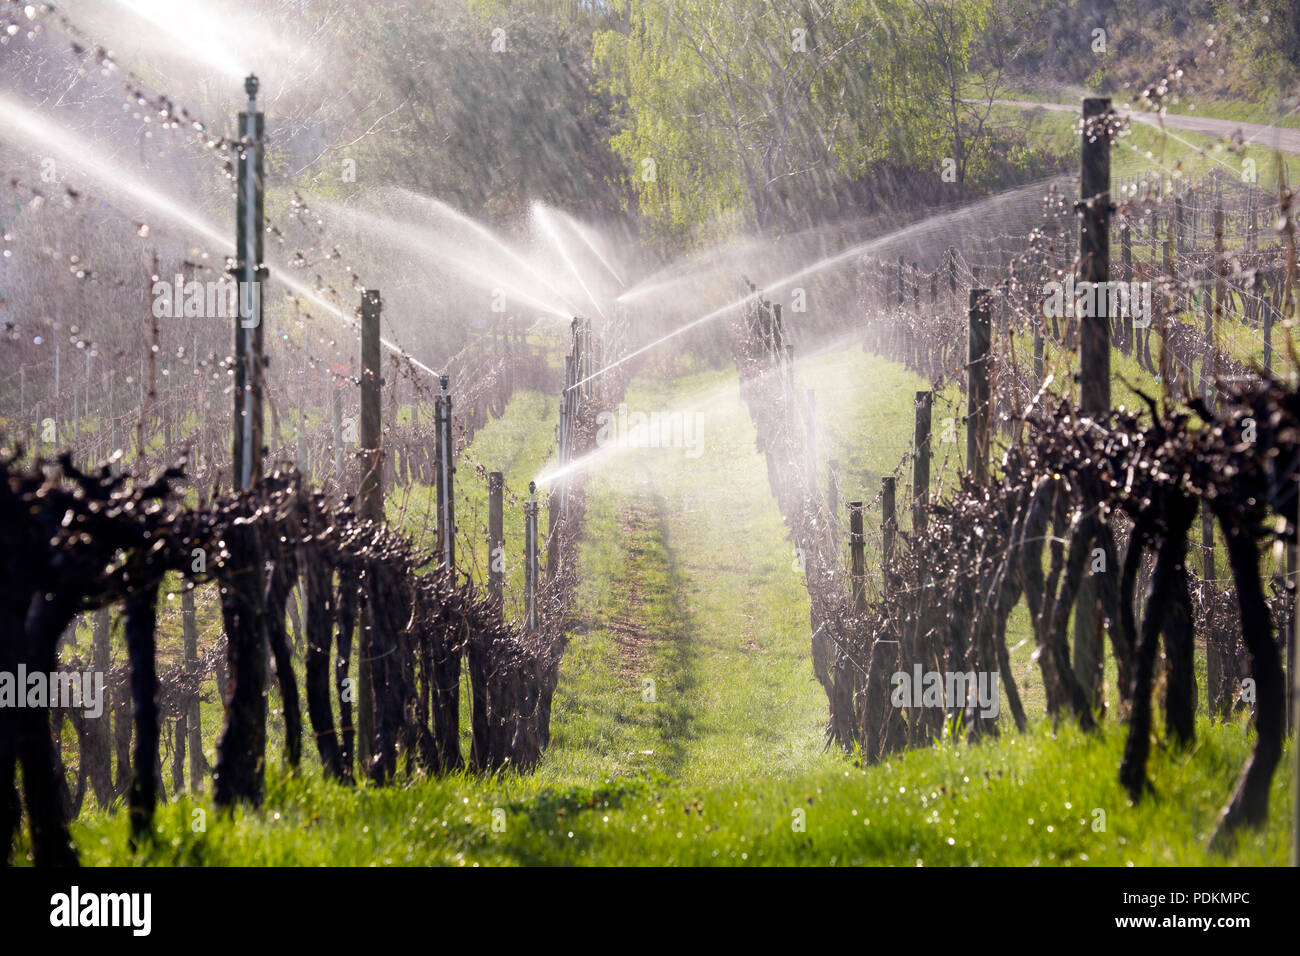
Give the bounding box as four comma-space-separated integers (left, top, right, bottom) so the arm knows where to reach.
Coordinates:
540, 361, 836, 788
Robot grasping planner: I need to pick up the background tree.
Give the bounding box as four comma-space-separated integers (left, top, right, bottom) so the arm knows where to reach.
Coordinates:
911, 0, 1049, 186
593, 0, 947, 246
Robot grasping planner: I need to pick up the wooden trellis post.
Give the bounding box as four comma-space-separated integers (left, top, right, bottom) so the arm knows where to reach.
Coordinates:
967, 289, 991, 483
849, 501, 866, 612
1120, 222, 1133, 355
882, 476, 897, 568
1076, 96, 1112, 709
913, 391, 932, 534
437, 374, 455, 574
356, 288, 383, 771
526, 482, 539, 632
488, 471, 504, 609
181, 588, 202, 793
233, 75, 265, 492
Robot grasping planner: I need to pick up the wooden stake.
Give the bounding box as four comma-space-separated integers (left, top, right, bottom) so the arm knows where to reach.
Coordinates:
849, 501, 866, 612
1076, 97, 1112, 709
967, 289, 992, 483
526, 482, 539, 632
488, 471, 504, 609
356, 288, 382, 771
1078, 96, 1112, 418
437, 374, 455, 574
882, 476, 897, 568
913, 391, 932, 533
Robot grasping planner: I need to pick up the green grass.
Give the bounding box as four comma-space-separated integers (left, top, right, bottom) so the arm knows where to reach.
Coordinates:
543, 359, 837, 787
998, 83, 1300, 132
994, 101, 1300, 190
1155, 95, 1300, 133
59, 717, 1291, 866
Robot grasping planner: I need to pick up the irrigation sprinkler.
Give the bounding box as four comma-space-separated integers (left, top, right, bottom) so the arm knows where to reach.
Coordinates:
233, 74, 265, 491
526, 481, 539, 633
437, 373, 455, 574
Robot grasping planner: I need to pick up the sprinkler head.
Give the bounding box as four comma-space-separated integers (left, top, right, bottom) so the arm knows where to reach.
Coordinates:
528, 481, 536, 495
245, 74, 259, 98
439, 373, 449, 393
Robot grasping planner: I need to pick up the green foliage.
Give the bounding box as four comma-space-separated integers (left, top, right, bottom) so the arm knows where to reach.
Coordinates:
324, 0, 625, 225
992, 0, 1297, 103
593, 1, 956, 245
61, 719, 1291, 866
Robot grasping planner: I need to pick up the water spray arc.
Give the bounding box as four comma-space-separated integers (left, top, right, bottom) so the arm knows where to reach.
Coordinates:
578, 177, 1066, 393
533, 203, 607, 322
0, 92, 444, 388
552, 206, 625, 288
393, 191, 585, 317
319, 199, 576, 320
